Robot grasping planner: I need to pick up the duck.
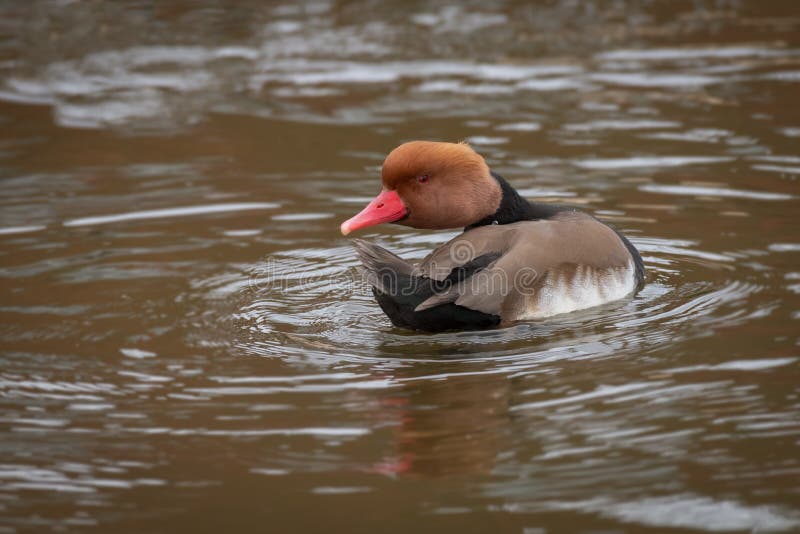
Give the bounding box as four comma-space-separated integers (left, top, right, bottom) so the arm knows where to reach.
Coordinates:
340, 141, 644, 332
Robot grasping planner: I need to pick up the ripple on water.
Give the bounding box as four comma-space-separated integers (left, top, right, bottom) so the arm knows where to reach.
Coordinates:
62, 202, 281, 227
220, 229, 772, 371
3, 30, 796, 129
639, 184, 794, 201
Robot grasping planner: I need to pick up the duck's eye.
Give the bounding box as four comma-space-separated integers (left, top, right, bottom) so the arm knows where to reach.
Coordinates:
417, 174, 429, 184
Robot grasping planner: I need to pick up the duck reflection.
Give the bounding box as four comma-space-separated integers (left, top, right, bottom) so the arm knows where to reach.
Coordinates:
373, 363, 512, 477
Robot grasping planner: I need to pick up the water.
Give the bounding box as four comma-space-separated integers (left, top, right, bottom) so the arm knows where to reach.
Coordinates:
1, 1, 799, 532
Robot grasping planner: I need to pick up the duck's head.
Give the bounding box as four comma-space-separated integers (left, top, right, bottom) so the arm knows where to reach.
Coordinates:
340, 141, 502, 235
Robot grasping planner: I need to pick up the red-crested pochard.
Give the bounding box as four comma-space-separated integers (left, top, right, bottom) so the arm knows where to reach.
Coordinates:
341, 141, 644, 332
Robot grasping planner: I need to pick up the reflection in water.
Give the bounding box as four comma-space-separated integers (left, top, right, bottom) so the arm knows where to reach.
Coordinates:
373, 369, 510, 478
1, 0, 799, 532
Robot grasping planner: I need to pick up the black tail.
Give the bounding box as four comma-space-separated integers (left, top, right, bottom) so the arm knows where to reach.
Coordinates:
350, 239, 500, 333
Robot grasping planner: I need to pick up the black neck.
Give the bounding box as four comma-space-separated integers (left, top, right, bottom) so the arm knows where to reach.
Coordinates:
466, 172, 569, 230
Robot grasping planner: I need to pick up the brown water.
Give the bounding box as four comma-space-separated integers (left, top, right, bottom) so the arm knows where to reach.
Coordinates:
1, 1, 800, 532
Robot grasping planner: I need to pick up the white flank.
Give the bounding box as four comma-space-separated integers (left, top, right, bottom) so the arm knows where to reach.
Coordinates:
520, 261, 636, 319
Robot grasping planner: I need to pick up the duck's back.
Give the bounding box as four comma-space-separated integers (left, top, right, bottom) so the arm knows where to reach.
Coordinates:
413, 211, 642, 324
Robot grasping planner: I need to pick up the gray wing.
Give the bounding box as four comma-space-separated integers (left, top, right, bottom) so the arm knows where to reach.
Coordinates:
413, 224, 523, 314
412, 224, 516, 281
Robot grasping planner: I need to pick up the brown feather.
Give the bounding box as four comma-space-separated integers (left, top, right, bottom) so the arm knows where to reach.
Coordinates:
380, 141, 502, 229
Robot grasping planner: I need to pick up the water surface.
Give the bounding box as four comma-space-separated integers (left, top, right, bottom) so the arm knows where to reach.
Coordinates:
1, 1, 799, 532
